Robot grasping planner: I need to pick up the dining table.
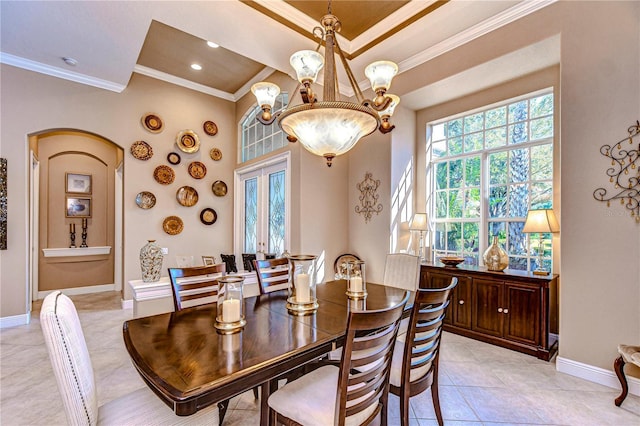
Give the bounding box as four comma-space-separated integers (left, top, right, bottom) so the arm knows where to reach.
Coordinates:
122, 279, 410, 425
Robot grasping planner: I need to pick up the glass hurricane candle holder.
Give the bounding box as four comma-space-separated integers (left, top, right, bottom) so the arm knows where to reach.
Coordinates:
215, 276, 246, 334
346, 260, 367, 299
286, 254, 319, 316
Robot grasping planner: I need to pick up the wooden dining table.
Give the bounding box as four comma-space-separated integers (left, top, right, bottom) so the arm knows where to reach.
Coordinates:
122, 280, 410, 425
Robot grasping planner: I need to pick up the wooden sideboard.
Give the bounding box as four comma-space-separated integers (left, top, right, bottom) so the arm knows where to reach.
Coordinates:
420, 263, 558, 361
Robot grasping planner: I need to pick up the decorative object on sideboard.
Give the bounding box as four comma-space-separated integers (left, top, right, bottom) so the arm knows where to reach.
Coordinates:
153, 165, 175, 185
242, 253, 257, 271
210, 148, 222, 161
593, 120, 640, 223
140, 240, 163, 282
523, 209, 559, 275
355, 172, 382, 223
176, 129, 200, 153
0, 158, 6, 250
409, 213, 429, 262
202, 255, 216, 266
250, 2, 400, 167
286, 255, 319, 316
130, 140, 153, 161
68, 223, 76, 248
80, 217, 88, 248
162, 216, 184, 235
203, 120, 218, 136
167, 152, 181, 165
220, 254, 238, 273
141, 112, 164, 133
438, 257, 464, 268
215, 276, 246, 334
482, 235, 509, 271
65, 172, 91, 194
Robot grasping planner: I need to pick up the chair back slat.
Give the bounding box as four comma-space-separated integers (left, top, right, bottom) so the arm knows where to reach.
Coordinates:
168, 264, 226, 311
253, 258, 290, 294
336, 292, 409, 426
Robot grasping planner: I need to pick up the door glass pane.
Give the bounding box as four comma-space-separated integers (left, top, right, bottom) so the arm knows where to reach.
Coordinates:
244, 178, 258, 253
268, 170, 285, 255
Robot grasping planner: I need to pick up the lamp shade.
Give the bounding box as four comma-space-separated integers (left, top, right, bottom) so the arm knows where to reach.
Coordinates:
364, 60, 398, 92
251, 82, 280, 109
522, 209, 559, 233
290, 50, 324, 84
409, 213, 429, 232
379, 94, 400, 118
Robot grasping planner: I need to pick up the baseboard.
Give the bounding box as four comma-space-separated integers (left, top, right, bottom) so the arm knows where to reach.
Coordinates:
557, 356, 640, 397
121, 298, 133, 310
0, 313, 31, 328
37, 283, 116, 299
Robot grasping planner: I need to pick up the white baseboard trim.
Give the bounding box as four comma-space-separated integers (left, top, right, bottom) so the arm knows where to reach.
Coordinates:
121, 299, 133, 310
0, 313, 31, 328
37, 283, 116, 299
557, 356, 640, 397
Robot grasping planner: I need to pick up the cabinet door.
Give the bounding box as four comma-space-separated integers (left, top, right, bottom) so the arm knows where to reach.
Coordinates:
503, 283, 540, 345
451, 276, 472, 329
472, 279, 503, 337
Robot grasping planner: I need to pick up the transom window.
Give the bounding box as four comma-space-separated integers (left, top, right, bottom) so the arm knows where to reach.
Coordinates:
241, 93, 288, 162
428, 90, 555, 271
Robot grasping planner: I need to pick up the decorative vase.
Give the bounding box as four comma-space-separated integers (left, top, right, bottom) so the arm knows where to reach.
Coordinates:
483, 236, 509, 271
140, 240, 163, 282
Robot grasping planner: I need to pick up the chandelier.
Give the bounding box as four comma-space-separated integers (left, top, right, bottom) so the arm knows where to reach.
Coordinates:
251, 4, 400, 167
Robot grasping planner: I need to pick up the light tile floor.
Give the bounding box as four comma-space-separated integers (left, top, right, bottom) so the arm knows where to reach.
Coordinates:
1, 291, 639, 425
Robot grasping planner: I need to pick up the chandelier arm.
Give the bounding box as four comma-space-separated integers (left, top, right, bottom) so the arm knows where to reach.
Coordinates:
256, 110, 281, 126
366, 95, 393, 112
333, 36, 366, 104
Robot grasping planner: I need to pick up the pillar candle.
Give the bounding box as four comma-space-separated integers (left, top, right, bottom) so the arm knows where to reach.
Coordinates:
222, 299, 241, 323
296, 273, 310, 303
350, 276, 363, 292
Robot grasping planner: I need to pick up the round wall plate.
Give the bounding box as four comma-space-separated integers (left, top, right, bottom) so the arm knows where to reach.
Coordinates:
212, 180, 227, 197
203, 120, 218, 136
176, 130, 200, 153
200, 208, 217, 225
141, 113, 163, 133
167, 152, 181, 165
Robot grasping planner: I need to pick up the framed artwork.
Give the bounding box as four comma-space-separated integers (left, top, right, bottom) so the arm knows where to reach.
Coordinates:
66, 173, 92, 194
66, 196, 91, 218
202, 255, 216, 266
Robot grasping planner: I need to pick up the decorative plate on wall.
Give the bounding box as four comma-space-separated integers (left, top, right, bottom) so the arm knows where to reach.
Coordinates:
153, 165, 175, 185
188, 161, 207, 179
176, 130, 200, 153
209, 148, 222, 161
135, 191, 156, 209
200, 207, 217, 225
203, 120, 218, 136
176, 186, 199, 207
130, 141, 153, 161
162, 216, 184, 235
141, 113, 164, 133
333, 253, 361, 279
212, 180, 228, 197
167, 152, 181, 165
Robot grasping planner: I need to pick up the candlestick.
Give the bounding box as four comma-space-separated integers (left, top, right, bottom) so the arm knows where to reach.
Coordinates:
222, 299, 241, 323
80, 219, 88, 248
296, 273, 311, 303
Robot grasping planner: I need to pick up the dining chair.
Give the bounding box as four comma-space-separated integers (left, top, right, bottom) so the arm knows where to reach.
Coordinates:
168, 263, 226, 311
383, 253, 421, 291
389, 278, 457, 426
267, 292, 409, 426
253, 257, 290, 294
40, 291, 220, 425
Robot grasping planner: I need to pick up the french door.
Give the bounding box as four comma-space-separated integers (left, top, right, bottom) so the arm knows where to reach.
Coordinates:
234, 152, 290, 259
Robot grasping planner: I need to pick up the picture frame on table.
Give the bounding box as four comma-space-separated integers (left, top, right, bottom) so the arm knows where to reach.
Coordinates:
202, 255, 216, 266
66, 173, 92, 194
66, 196, 91, 218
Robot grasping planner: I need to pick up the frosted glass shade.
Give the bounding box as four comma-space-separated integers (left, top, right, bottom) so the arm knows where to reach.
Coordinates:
523, 209, 559, 233
290, 50, 324, 84
379, 94, 400, 117
251, 82, 280, 109
278, 102, 378, 158
364, 61, 398, 92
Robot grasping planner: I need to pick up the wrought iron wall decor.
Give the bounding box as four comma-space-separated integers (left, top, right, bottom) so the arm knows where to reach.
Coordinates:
593, 120, 640, 223
0, 158, 6, 249
355, 172, 383, 223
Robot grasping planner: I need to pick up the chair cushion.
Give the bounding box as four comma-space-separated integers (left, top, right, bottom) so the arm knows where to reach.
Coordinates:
268, 365, 377, 426
618, 344, 640, 365
98, 386, 219, 425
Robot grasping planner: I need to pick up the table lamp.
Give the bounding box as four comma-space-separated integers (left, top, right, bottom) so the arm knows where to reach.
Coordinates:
523, 209, 559, 275
409, 213, 429, 262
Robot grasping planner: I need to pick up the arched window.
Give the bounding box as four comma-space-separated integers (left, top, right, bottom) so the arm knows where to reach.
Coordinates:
241, 93, 288, 162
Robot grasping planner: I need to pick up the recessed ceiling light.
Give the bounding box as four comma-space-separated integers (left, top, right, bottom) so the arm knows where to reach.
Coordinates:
191, 64, 202, 71
62, 57, 78, 66
207, 41, 219, 48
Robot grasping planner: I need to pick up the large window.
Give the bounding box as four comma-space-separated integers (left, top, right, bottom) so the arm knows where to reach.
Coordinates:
241, 93, 288, 162
428, 90, 554, 271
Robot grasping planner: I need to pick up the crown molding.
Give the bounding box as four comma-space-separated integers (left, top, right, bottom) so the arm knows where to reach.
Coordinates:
0, 52, 126, 93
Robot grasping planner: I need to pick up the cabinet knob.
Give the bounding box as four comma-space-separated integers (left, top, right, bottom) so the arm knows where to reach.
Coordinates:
497, 307, 503, 313
458, 300, 465, 305
503, 308, 509, 314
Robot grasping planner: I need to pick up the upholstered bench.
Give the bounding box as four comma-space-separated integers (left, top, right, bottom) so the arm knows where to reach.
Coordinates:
614, 344, 640, 406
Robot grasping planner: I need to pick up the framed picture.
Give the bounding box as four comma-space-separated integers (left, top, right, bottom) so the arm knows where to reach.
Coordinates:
66, 173, 92, 194
66, 197, 91, 218
202, 255, 216, 266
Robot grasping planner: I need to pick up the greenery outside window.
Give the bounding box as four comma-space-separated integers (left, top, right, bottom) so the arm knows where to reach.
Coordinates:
241, 93, 288, 162
428, 90, 554, 271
